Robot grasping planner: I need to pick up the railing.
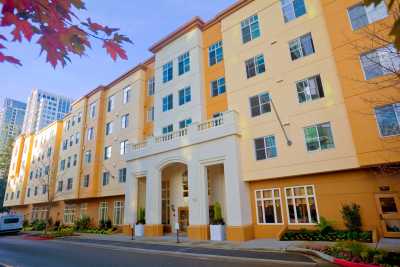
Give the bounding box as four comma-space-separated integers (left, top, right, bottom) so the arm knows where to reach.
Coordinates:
155, 128, 188, 143
197, 116, 224, 131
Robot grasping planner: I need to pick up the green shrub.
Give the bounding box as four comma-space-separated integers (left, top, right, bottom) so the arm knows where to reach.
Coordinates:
74, 216, 91, 231
105, 219, 112, 229
341, 203, 362, 232
281, 230, 372, 242
31, 219, 46, 231
23, 219, 29, 228
211, 202, 225, 225
316, 217, 334, 234
136, 208, 145, 225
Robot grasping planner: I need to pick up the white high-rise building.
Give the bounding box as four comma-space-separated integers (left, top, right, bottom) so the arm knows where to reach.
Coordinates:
22, 89, 72, 134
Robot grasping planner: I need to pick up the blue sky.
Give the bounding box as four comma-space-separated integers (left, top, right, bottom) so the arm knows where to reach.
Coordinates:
0, 0, 236, 103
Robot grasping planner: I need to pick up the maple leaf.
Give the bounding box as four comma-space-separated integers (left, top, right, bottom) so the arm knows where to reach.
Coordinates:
0, 34, 6, 41
0, 52, 21, 65
103, 40, 127, 61
86, 18, 104, 34
12, 19, 34, 41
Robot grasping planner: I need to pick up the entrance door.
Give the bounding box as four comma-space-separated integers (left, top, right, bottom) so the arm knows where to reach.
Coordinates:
178, 207, 189, 232
375, 193, 400, 237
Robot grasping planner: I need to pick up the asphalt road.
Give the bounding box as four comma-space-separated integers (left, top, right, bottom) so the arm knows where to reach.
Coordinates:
0, 235, 323, 267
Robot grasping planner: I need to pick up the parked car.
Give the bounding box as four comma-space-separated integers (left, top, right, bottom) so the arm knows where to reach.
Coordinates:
0, 213, 23, 234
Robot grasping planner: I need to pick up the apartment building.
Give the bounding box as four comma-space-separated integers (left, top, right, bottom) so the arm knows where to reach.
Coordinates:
22, 89, 72, 135
3, 0, 400, 241
0, 98, 26, 151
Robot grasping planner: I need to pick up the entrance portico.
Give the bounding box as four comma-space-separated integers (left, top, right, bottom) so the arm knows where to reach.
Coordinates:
124, 112, 253, 241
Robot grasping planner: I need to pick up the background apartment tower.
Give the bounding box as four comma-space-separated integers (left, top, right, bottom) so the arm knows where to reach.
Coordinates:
22, 89, 72, 134
0, 98, 26, 150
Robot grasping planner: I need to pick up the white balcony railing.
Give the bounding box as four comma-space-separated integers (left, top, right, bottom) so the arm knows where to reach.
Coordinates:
126, 111, 240, 160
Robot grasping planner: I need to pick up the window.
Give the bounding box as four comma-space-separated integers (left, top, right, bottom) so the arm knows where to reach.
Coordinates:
64, 205, 75, 225
105, 122, 113, 136
113, 201, 124, 225
27, 188, 31, 197
123, 86, 131, 104
47, 147, 52, 157
361, 44, 400, 80
67, 156, 71, 168
304, 122, 335, 151
147, 106, 155, 122
179, 118, 192, 129
102, 171, 110, 186
348, 1, 388, 30
69, 135, 74, 147
73, 154, 77, 166
289, 33, 315, 61
107, 95, 115, 112
16, 190, 20, 199
121, 114, 129, 129
296, 75, 324, 103
99, 202, 108, 222
211, 77, 226, 97
75, 132, 80, 144
162, 124, 173, 134
255, 188, 283, 224
241, 14, 260, 44
148, 77, 155, 96
5, 193, 8, 201
254, 135, 277, 160
162, 94, 173, 112
30, 171, 33, 180
87, 127, 94, 141
89, 102, 96, 118
245, 54, 265, 78
57, 181, 63, 192
375, 103, 400, 137
62, 140, 68, 150
83, 175, 90, 187
209, 40, 223, 66
60, 159, 66, 171
120, 140, 128, 155
85, 151, 92, 164
67, 178, 73, 190
280, 0, 306, 23
285, 185, 319, 224
80, 203, 88, 218
118, 168, 127, 183
178, 87, 191, 106
250, 92, 271, 117
104, 146, 112, 160
163, 61, 173, 83
44, 165, 49, 175
178, 52, 190, 75
77, 112, 82, 123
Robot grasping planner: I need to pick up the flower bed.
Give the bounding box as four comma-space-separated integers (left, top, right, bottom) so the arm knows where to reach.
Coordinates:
281, 230, 372, 242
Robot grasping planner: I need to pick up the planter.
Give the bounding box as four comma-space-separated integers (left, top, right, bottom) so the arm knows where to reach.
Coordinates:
135, 224, 145, 237
210, 224, 225, 241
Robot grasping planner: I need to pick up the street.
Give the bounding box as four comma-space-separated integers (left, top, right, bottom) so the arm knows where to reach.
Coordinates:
0, 235, 325, 267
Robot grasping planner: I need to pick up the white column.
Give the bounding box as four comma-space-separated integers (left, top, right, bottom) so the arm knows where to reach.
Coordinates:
145, 168, 162, 225
224, 137, 252, 226
188, 161, 209, 225
124, 165, 138, 226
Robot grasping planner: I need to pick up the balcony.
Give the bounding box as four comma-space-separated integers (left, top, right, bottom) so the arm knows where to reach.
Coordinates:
126, 111, 241, 161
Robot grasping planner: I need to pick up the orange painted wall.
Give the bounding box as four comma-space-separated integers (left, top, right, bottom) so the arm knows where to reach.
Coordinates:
143, 61, 155, 138
321, 0, 400, 167
202, 22, 228, 119
249, 168, 399, 239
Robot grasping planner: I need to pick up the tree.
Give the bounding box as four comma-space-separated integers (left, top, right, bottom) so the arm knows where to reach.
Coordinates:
0, 178, 7, 213
364, 0, 400, 50
0, 138, 13, 180
0, 0, 132, 67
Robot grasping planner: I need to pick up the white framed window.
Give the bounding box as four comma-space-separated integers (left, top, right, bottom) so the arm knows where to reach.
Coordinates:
67, 178, 73, 190
123, 86, 131, 104
304, 122, 335, 152
64, 205, 76, 225
85, 150, 91, 164
147, 106, 155, 122
89, 102, 96, 118
375, 103, 400, 137
178, 87, 191, 106
209, 40, 223, 66
289, 33, 315, 61
361, 44, 400, 80
104, 146, 112, 160
80, 203, 88, 218
241, 14, 260, 44
163, 61, 173, 83
254, 135, 277, 160
285, 185, 319, 224
348, 1, 388, 31
162, 94, 173, 112
179, 118, 192, 129
148, 76, 155, 96
249, 92, 271, 117
280, 0, 306, 23
245, 54, 265, 78
255, 188, 283, 224
105, 122, 113, 136
178, 51, 190, 75
118, 168, 127, 183
113, 201, 124, 225
211, 77, 226, 97
121, 114, 129, 129
296, 75, 324, 103
107, 95, 115, 112
99, 201, 108, 222
120, 140, 128, 155
75, 132, 80, 144
162, 124, 173, 134
102, 171, 110, 186
87, 127, 94, 141
57, 181, 63, 192
83, 174, 89, 187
